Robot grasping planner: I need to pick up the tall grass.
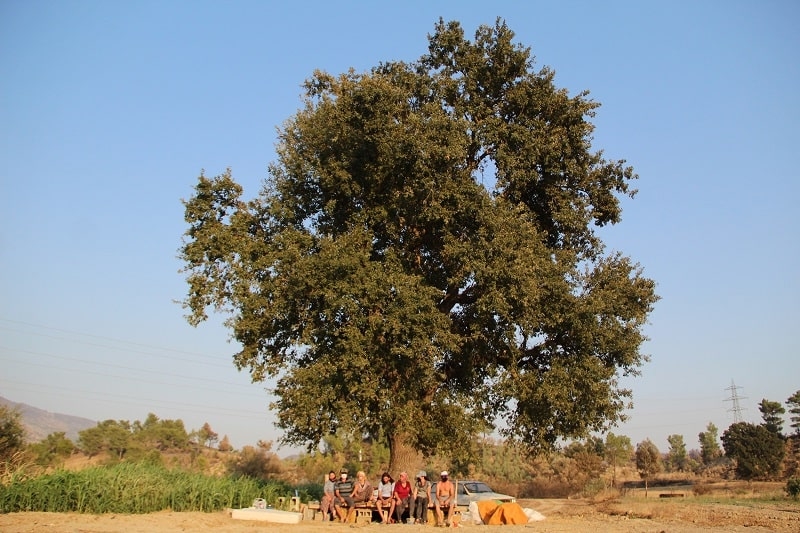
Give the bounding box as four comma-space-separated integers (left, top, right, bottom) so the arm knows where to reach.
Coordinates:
0, 463, 292, 514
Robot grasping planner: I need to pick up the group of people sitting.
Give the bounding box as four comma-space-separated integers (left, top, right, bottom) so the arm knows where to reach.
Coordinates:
320, 468, 456, 525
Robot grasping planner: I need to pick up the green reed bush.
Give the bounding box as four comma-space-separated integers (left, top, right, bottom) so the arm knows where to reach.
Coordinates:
0, 462, 291, 513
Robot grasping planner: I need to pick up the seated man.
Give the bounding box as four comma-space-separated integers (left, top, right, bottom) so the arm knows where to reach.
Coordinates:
435, 471, 456, 526
333, 468, 355, 522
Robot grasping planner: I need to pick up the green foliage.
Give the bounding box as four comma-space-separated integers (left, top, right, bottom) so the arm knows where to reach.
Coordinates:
228, 443, 283, 480
786, 477, 800, 499
78, 414, 192, 460
179, 18, 657, 470
78, 419, 132, 459
291, 450, 340, 485
635, 439, 661, 482
134, 413, 191, 451
0, 406, 26, 463
699, 422, 722, 465
604, 433, 632, 464
294, 481, 324, 502
28, 432, 75, 466
0, 463, 286, 513
561, 441, 604, 489
604, 432, 633, 488
759, 399, 785, 436
722, 422, 784, 480
787, 390, 800, 436
666, 434, 688, 472
547, 450, 603, 495
368, 438, 390, 474
478, 438, 531, 483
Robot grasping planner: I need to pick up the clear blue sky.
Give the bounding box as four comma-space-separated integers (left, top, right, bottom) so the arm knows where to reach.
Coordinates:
1, 1, 798, 456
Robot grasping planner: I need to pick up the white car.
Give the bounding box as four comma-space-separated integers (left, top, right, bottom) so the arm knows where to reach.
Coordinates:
430, 480, 516, 508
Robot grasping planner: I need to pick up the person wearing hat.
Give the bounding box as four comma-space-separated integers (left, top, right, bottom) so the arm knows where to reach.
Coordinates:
412, 470, 432, 524
435, 471, 455, 526
334, 468, 355, 522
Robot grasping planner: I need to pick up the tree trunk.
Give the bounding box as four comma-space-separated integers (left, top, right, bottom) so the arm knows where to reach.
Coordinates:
388, 431, 423, 477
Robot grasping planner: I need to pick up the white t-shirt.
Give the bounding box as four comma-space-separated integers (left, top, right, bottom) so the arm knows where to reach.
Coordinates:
378, 481, 394, 498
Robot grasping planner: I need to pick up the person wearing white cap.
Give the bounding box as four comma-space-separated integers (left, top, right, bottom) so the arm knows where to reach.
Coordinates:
435, 471, 455, 526
412, 471, 431, 524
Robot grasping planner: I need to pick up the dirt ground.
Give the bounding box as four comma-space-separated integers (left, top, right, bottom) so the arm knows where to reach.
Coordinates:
2, 497, 799, 533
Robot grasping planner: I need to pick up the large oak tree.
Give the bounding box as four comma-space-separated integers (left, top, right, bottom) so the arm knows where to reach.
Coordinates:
180, 19, 658, 473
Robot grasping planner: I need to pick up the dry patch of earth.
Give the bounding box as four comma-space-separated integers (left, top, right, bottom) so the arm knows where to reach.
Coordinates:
2, 497, 799, 533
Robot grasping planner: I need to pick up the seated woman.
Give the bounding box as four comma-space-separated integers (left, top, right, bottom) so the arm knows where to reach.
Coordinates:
375, 472, 394, 523
350, 470, 373, 505
389, 471, 413, 524
319, 470, 337, 521
412, 471, 431, 524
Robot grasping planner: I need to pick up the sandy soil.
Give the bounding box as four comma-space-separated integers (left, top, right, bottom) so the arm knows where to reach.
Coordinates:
2, 498, 799, 533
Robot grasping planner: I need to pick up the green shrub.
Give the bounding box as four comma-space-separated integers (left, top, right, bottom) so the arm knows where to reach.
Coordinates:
787, 478, 800, 500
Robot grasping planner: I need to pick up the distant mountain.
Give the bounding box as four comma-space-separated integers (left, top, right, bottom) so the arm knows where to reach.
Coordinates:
0, 396, 97, 443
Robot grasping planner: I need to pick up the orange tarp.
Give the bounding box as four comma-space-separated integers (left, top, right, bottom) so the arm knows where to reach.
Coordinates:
476, 501, 528, 525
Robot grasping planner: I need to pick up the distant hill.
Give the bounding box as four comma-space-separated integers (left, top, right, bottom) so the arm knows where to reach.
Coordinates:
0, 396, 97, 443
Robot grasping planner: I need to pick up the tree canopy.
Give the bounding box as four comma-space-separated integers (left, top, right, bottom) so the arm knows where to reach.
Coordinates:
634, 439, 661, 495
722, 422, 785, 480
77, 414, 191, 460
0, 405, 26, 463
787, 390, 800, 436
180, 19, 658, 473
698, 422, 722, 465
666, 434, 688, 472
758, 398, 785, 437
604, 432, 633, 488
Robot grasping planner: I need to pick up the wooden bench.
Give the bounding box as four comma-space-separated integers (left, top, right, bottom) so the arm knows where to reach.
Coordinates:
308, 499, 463, 525
305, 500, 373, 522
354, 506, 373, 523
334, 502, 379, 523
359, 501, 403, 523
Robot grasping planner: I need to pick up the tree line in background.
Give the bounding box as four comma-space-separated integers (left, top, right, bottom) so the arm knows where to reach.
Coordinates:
2, 390, 799, 499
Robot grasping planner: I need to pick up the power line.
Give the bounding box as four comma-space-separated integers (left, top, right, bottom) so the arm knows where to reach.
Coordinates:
0, 317, 233, 365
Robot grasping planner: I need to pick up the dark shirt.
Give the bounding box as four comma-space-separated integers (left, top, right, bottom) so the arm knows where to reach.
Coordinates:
335, 479, 355, 497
